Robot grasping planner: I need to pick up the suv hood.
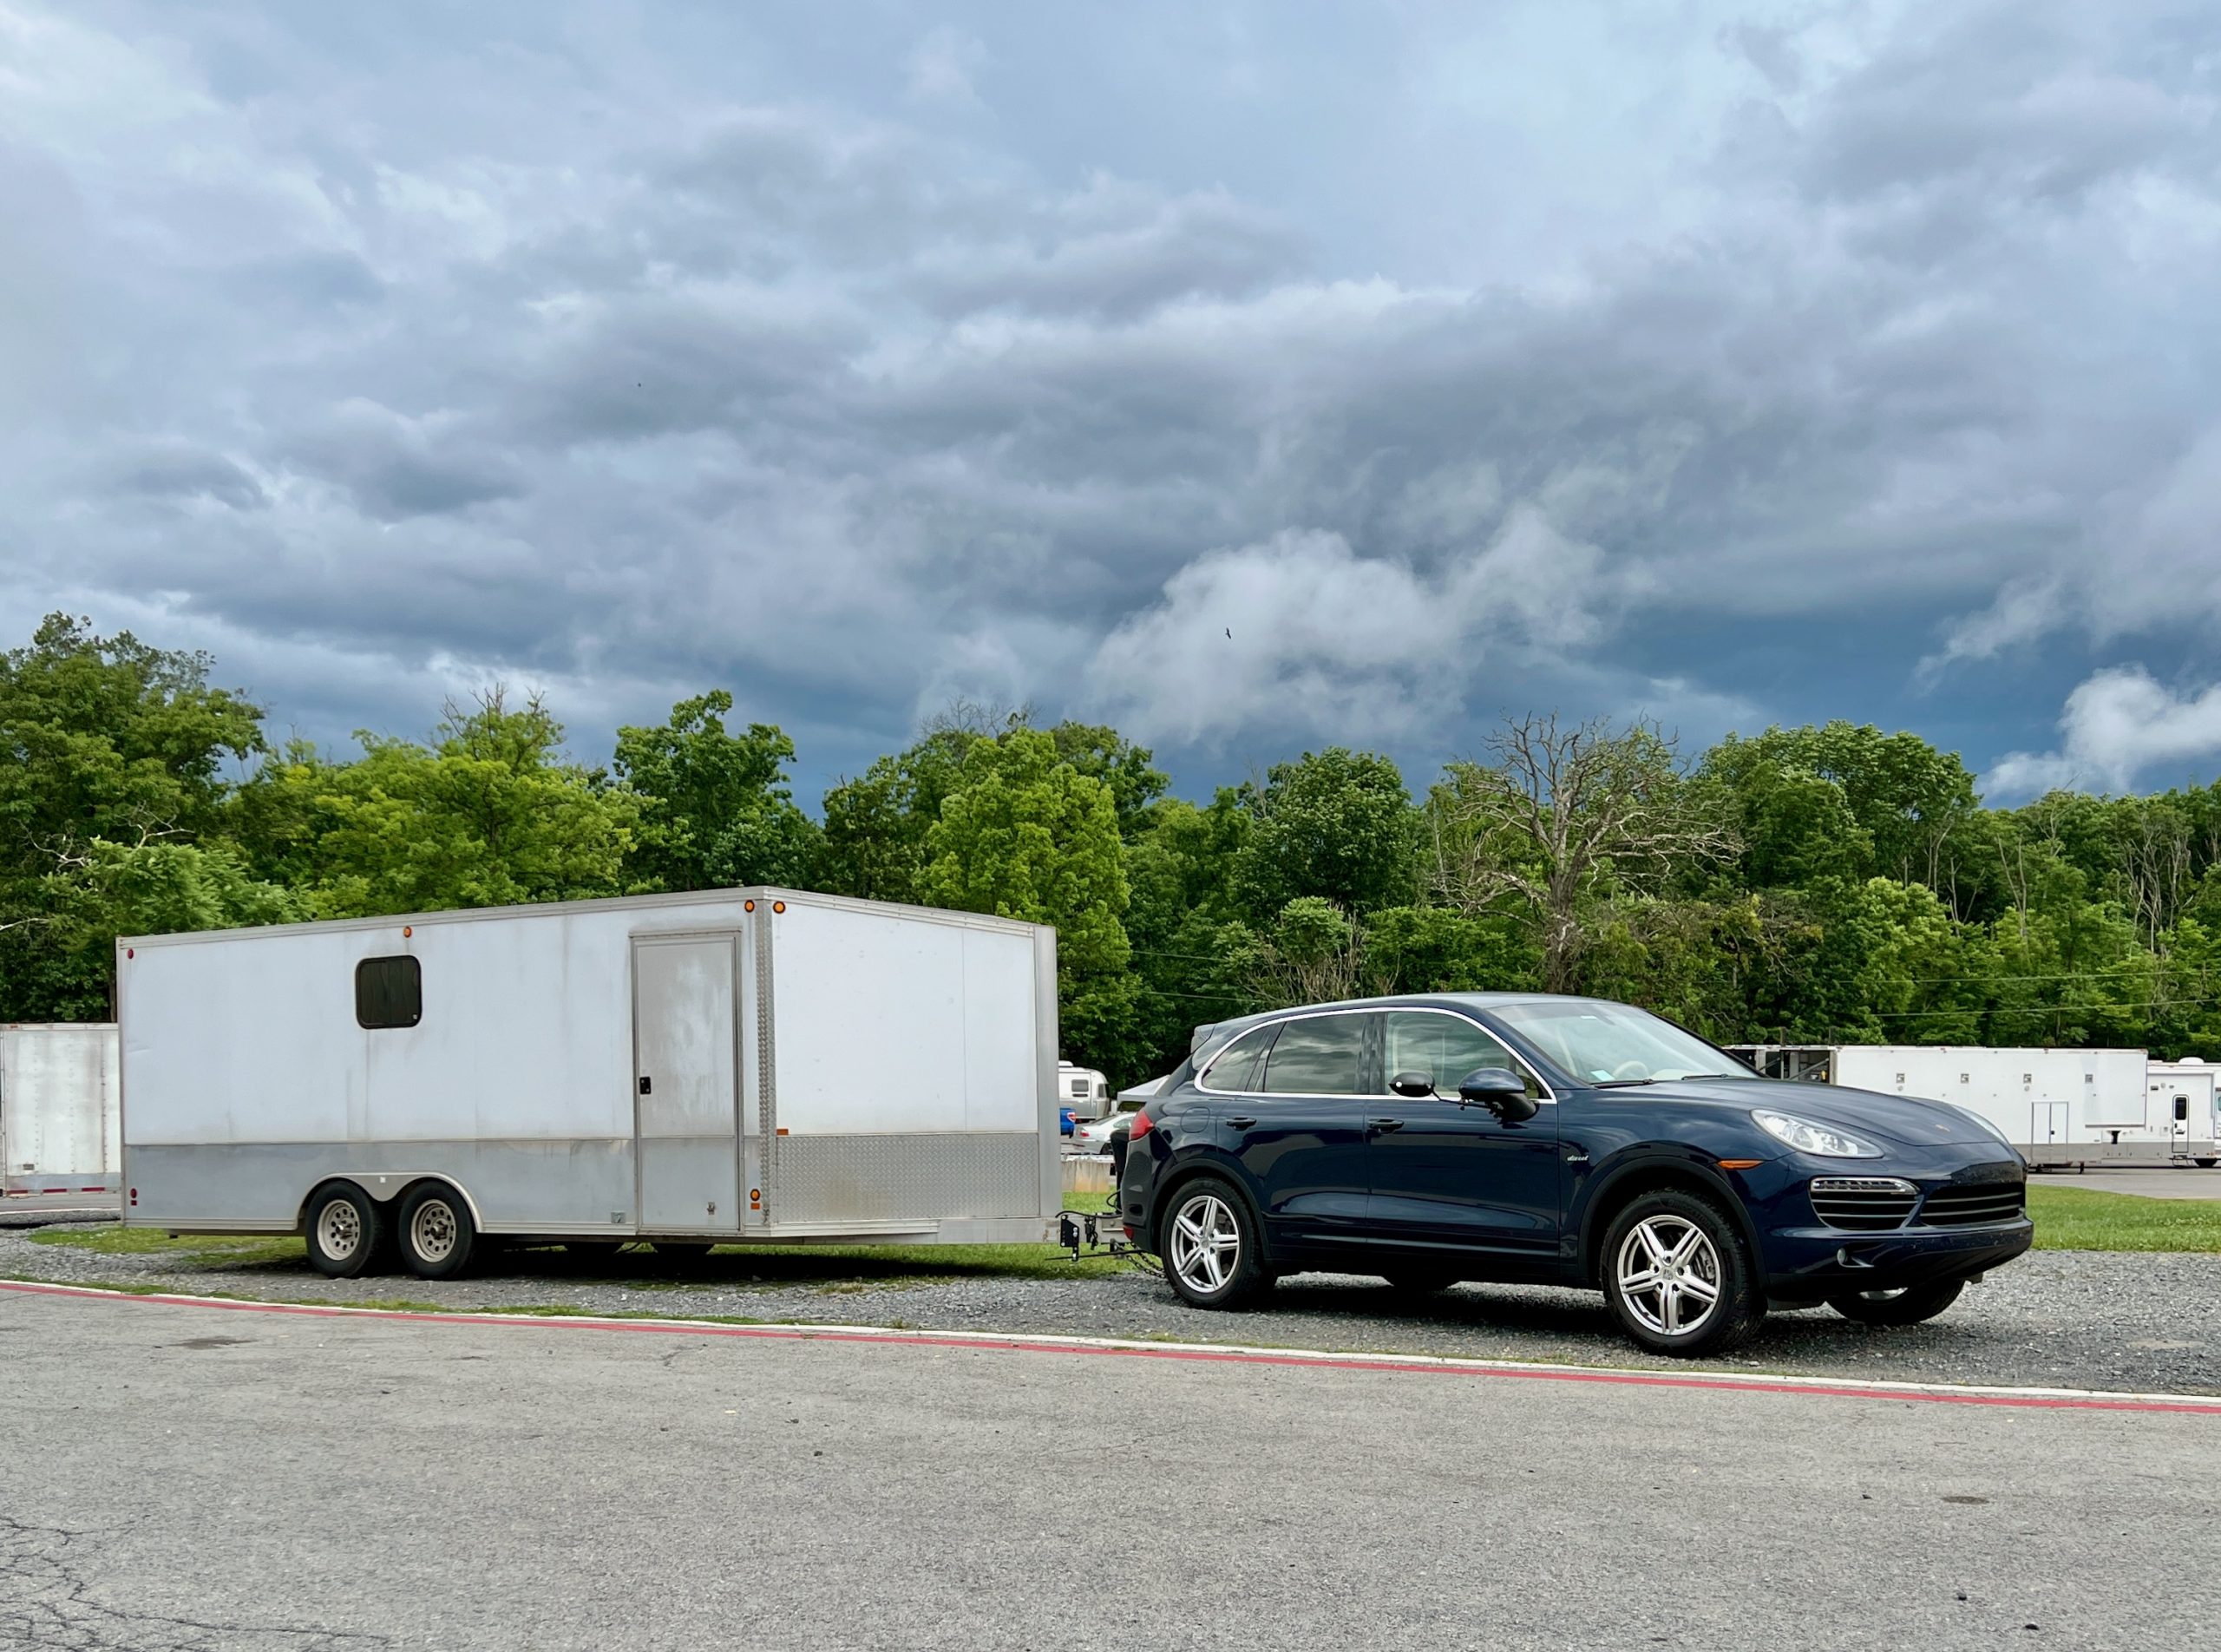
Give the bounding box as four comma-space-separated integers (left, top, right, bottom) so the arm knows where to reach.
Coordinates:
1630, 1077, 2000, 1148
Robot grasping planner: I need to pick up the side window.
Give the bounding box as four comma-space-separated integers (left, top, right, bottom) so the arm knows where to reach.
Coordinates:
1260, 1013, 1367, 1097
1383, 1012, 1533, 1098
1201, 1024, 1277, 1092
355, 955, 423, 1030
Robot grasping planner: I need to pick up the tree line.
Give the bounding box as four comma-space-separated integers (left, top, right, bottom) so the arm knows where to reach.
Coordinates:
8, 613, 2221, 1089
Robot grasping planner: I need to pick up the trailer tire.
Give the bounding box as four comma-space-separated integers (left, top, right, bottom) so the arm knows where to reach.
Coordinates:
2198, 1157, 2218, 1170
304, 1183, 381, 1279
396, 1183, 477, 1280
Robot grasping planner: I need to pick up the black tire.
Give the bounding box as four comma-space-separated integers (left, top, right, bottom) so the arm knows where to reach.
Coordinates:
2196, 1158, 2218, 1170
1828, 1279, 1964, 1326
1159, 1177, 1270, 1309
1381, 1266, 1462, 1295
1600, 1188, 1762, 1357
304, 1183, 382, 1279
396, 1183, 477, 1281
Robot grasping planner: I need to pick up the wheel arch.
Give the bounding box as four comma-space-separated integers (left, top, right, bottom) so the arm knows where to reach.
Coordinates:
1147, 1152, 1270, 1262
1576, 1153, 1762, 1287
296, 1173, 486, 1233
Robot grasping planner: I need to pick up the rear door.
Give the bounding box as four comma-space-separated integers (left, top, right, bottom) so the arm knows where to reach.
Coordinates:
1364, 1009, 1560, 1269
1201, 1012, 1372, 1251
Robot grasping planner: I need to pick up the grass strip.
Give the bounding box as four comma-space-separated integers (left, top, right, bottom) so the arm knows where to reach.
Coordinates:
2026, 1183, 2221, 1253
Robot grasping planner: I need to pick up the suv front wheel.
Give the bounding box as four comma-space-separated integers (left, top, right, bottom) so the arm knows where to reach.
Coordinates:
1601, 1189, 1761, 1357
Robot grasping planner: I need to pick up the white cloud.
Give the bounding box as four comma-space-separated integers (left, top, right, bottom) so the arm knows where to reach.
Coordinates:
1985, 666, 2221, 797
1083, 510, 1607, 746
905, 27, 986, 107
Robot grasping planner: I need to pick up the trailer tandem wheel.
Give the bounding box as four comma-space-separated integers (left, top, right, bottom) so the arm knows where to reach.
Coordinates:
396, 1182, 478, 1281
304, 1183, 383, 1279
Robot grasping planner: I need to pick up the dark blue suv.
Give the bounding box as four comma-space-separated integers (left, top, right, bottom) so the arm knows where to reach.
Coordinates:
1117, 993, 2033, 1355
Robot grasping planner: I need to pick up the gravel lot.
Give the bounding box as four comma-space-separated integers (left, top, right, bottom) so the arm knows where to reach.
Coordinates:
5, 1224, 2218, 1395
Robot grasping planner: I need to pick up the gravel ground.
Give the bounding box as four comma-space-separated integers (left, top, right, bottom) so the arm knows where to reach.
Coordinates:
4, 1223, 2218, 1395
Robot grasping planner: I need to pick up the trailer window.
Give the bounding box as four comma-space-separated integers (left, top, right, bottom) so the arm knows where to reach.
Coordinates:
355, 955, 422, 1030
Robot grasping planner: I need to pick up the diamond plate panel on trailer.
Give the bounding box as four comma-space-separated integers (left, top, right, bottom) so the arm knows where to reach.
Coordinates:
774, 1132, 1041, 1223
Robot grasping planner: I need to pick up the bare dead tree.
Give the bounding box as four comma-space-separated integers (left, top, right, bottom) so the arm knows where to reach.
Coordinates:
1432, 713, 1738, 993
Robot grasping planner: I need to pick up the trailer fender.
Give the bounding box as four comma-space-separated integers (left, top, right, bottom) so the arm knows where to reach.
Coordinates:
295, 1172, 487, 1234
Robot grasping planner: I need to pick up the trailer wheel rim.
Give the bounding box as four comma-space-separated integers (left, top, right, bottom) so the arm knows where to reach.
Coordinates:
410, 1197, 459, 1263
316, 1199, 363, 1260
1615, 1214, 1721, 1336
1169, 1192, 1239, 1295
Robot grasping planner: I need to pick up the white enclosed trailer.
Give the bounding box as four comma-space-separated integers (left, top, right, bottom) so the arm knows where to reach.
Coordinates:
118, 889, 1060, 1264
2146, 1059, 2221, 1167
1727, 1044, 2213, 1167
0, 1023, 122, 1216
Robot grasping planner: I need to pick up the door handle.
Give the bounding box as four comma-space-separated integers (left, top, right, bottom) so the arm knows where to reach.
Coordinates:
1224, 1115, 1257, 1131
638, 1076, 652, 1096
1367, 1118, 1405, 1134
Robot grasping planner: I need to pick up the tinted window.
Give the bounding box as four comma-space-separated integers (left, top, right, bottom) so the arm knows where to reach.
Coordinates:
355, 955, 422, 1030
1201, 1024, 1277, 1092
1384, 1011, 1531, 1096
1260, 1013, 1366, 1096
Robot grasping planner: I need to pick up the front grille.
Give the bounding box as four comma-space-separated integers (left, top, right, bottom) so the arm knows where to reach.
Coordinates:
1919, 1183, 2026, 1227
1810, 1177, 1918, 1231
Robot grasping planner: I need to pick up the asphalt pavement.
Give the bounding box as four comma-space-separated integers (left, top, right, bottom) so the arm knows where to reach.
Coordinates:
2038, 1168, 2221, 1200
2, 1284, 2218, 1651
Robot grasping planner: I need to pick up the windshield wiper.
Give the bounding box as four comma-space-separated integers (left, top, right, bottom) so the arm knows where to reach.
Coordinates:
1593, 1072, 1745, 1088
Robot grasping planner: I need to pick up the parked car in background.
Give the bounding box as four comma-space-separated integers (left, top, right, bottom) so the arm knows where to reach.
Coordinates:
1118, 993, 2033, 1357
1071, 1097, 1143, 1155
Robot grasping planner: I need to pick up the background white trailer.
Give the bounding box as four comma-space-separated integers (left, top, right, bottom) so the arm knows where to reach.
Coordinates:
120, 888, 1060, 1249
1728, 1043, 2216, 1167
2146, 1059, 2221, 1167
0, 1023, 122, 1217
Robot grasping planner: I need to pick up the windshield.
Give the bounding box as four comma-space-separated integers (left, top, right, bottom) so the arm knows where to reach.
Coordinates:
1486, 1000, 1745, 1086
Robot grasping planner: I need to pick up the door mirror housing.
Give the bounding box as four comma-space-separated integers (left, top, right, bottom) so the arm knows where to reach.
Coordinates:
1457, 1067, 1539, 1122
1388, 1070, 1438, 1099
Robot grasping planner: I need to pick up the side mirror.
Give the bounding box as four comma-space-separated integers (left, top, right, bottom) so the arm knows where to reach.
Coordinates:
1388, 1070, 1437, 1099
1457, 1067, 1539, 1123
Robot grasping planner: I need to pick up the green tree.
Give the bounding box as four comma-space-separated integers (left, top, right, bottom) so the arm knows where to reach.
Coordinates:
818, 727, 982, 904
1433, 715, 1735, 993
249, 691, 636, 918
0, 614, 269, 1017
918, 728, 1137, 1077
612, 691, 819, 890
1231, 747, 1417, 923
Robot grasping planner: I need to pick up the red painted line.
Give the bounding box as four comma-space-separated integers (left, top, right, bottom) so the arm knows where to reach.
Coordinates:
3, 1278, 2217, 1415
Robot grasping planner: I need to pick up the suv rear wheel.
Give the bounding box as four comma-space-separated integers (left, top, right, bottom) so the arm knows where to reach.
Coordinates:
1828, 1280, 1963, 1326
1160, 1177, 1270, 1309
1601, 1189, 1761, 1357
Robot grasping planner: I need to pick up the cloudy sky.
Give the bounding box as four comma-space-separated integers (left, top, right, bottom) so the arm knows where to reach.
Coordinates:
3, 1, 2218, 805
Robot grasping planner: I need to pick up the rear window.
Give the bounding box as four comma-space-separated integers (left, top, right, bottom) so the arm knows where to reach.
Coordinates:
1259, 1013, 1367, 1097
355, 955, 423, 1030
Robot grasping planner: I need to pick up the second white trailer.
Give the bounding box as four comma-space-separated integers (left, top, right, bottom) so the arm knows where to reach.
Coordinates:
0, 1023, 122, 1216
119, 888, 1061, 1274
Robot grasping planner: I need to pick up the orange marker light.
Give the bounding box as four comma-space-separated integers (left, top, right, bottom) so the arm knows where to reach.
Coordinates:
1717, 1157, 1763, 1171
744, 899, 756, 911
403, 926, 412, 938
772, 900, 785, 913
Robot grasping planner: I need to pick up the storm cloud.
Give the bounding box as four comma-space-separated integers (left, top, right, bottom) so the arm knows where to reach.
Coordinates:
1, 1, 2217, 796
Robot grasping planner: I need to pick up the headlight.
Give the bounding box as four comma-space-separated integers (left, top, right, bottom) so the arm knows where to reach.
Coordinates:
1752, 1109, 1884, 1158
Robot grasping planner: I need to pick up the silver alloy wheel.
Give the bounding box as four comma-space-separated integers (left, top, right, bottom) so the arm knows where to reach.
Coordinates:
1615, 1213, 1722, 1336
409, 1197, 458, 1264
1169, 1192, 1240, 1295
316, 1198, 363, 1260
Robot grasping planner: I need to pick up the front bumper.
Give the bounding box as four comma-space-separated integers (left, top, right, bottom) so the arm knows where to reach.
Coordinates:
1763, 1218, 2034, 1294
1743, 1150, 2034, 1294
